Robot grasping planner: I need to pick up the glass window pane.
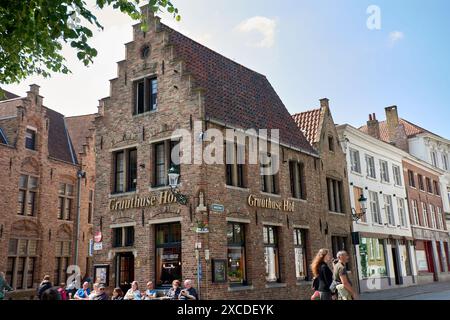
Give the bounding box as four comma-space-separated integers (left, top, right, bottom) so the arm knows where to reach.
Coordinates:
264, 247, 279, 282
155, 143, 166, 186
128, 149, 137, 191
28, 176, 38, 189
28, 240, 37, 256
156, 246, 181, 287
66, 184, 74, 196
228, 247, 246, 284
18, 240, 27, 256
58, 183, 65, 195
295, 247, 306, 278
19, 175, 28, 189
27, 257, 36, 288
8, 239, 18, 255
227, 223, 234, 244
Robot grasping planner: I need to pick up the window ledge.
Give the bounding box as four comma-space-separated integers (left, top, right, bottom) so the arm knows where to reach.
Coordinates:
149, 185, 171, 192
351, 171, 363, 177
109, 191, 137, 199
288, 197, 307, 203
227, 285, 254, 292
265, 282, 287, 289
329, 211, 346, 216
132, 110, 158, 118
225, 185, 250, 192
366, 176, 377, 181
260, 192, 281, 198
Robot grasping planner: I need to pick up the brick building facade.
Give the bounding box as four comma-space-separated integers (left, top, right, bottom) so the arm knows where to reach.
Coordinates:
0, 86, 95, 299
92, 6, 332, 300
292, 100, 357, 283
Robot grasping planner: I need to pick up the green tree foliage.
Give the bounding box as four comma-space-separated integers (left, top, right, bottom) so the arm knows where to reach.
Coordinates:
0, 0, 179, 85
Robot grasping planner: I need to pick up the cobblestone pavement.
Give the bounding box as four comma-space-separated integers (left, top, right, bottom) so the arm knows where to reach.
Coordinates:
360, 281, 450, 300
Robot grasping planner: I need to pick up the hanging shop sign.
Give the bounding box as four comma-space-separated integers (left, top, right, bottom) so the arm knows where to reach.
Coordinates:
247, 194, 295, 212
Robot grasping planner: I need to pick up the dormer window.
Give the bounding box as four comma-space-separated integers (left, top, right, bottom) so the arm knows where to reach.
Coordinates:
25, 129, 36, 150
134, 77, 158, 115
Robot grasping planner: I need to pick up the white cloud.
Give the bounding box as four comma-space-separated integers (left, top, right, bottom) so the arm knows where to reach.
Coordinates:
389, 31, 404, 45
236, 16, 277, 48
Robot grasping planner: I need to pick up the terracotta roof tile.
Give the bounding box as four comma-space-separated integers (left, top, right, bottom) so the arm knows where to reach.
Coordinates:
292, 108, 322, 145
163, 25, 316, 155
359, 118, 428, 142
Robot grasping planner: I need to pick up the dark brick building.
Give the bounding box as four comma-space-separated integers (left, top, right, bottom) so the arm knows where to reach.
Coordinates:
93, 6, 330, 300
0, 86, 95, 299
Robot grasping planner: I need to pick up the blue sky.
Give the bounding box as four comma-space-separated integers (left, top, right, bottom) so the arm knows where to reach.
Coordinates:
4, 0, 450, 137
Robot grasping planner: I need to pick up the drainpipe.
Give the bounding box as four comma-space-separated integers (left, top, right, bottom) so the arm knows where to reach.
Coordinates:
75, 170, 86, 267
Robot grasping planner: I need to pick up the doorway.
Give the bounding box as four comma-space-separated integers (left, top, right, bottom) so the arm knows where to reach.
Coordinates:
391, 247, 401, 285
116, 252, 134, 293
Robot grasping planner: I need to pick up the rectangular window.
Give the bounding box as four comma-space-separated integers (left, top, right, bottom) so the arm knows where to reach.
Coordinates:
260, 154, 278, 194
289, 161, 306, 200
155, 223, 181, 287
327, 178, 344, 213
225, 142, 246, 188
294, 229, 308, 280
88, 190, 94, 224
152, 141, 180, 188
58, 183, 74, 221
113, 226, 135, 248
227, 223, 247, 286
331, 236, 350, 270
54, 241, 71, 285
263, 226, 280, 283
328, 136, 335, 152
17, 175, 38, 216
431, 151, 438, 167
408, 170, 416, 188
350, 149, 361, 173
113, 148, 137, 193
393, 165, 402, 186
426, 177, 433, 193
359, 238, 387, 278
437, 207, 444, 230
398, 198, 407, 227
369, 191, 382, 224
421, 202, 429, 227
380, 160, 390, 183
366, 155, 376, 179
384, 195, 395, 226
353, 186, 366, 222
418, 174, 424, 191
134, 77, 158, 114
25, 129, 36, 150
430, 205, 437, 229
433, 181, 440, 196
442, 154, 449, 171
7, 239, 38, 290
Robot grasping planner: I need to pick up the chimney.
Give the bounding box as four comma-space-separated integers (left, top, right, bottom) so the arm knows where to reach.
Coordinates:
27, 84, 43, 107
320, 98, 329, 110
367, 113, 380, 139
384, 105, 409, 152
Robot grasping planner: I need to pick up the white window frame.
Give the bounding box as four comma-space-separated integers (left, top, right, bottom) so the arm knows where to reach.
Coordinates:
366, 155, 376, 179
442, 153, 449, 171
431, 150, 438, 167
411, 200, 419, 226
430, 205, 437, 229
384, 195, 395, 226
393, 165, 402, 186
349, 148, 361, 174
369, 191, 382, 224
380, 160, 390, 183
437, 207, 444, 230
398, 198, 407, 227
421, 202, 429, 228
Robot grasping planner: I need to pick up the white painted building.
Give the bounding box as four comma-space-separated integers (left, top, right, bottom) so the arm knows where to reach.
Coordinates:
337, 124, 417, 293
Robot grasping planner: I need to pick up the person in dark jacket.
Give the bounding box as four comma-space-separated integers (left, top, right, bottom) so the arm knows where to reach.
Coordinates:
37, 275, 53, 300
0, 272, 13, 300
93, 284, 109, 300
41, 287, 61, 300
311, 249, 334, 300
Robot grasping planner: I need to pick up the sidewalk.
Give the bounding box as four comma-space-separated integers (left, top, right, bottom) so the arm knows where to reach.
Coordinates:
360, 281, 450, 300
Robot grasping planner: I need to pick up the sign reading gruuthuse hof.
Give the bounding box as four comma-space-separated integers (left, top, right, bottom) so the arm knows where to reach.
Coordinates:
247, 194, 295, 212
109, 191, 177, 211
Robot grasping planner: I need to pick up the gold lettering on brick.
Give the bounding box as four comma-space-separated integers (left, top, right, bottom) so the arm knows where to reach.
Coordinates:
247, 194, 295, 212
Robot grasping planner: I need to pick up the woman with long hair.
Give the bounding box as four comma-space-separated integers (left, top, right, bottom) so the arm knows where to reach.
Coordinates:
311, 249, 334, 300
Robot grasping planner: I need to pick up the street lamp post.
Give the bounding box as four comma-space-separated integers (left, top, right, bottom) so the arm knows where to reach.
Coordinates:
168, 166, 188, 206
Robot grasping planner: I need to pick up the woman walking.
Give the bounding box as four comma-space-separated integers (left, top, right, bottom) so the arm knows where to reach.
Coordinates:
0, 272, 13, 300
311, 249, 334, 300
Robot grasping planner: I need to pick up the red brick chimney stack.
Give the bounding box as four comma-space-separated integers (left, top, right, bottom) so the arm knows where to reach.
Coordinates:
367, 113, 380, 140
385, 105, 409, 152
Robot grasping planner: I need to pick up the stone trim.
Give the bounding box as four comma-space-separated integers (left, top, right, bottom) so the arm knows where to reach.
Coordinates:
109, 222, 137, 229
262, 221, 283, 227
226, 217, 251, 224
109, 144, 139, 153
148, 217, 183, 225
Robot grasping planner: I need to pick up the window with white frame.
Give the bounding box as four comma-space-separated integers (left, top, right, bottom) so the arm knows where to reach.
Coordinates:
430, 205, 437, 229
421, 202, 429, 228
369, 191, 382, 224
431, 151, 438, 167
411, 200, 419, 226
384, 195, 395, 226
393, 165, 402, 186
398, 198, 407, 227
366, 155, 376, 179
350, 149, 361, 173
442, 153, 449, 171
437, 207, 444, 230
380, 160, 390, 183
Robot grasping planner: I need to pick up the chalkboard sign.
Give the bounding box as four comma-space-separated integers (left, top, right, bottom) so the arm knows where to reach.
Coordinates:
212, 259, 227, 283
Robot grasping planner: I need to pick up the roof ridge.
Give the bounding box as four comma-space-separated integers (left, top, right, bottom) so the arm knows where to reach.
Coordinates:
161, 23, 267, 78
65, 113, 96, 119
